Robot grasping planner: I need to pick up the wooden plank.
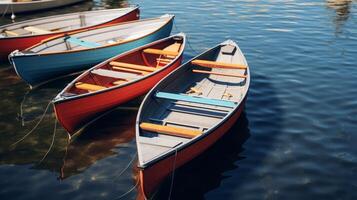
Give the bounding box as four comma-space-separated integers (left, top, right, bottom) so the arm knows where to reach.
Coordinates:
143, 48, 179, 57
192, 59, 247, 69
112, 66, 149, 75
192, 69, 247, 78
24, 26, 52, 34
113, 80, 128, 85
140, 122, 202, 138
75, 82, 106, 92
110, 61, 156, 72
139, 137, 182, 148
156, 92, 237, 108
4, 30, 19, 36
91, 69, 139, 79
156, 58, 172, 63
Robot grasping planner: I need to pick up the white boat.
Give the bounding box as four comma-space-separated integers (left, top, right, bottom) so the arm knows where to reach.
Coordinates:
0, 0, 87, 14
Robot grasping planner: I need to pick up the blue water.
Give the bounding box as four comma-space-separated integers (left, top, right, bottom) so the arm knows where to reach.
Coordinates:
1, 0, 357, 199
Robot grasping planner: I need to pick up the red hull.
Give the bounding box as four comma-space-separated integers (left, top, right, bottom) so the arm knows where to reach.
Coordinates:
53, 57, 183, 134
139, 99, 246, 198
0, 8, 139, 60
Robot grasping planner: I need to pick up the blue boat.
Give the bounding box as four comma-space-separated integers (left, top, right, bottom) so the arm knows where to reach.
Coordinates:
9, 15, 174, 87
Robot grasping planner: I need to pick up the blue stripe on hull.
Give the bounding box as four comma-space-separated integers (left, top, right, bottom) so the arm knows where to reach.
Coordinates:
12, 21, 173, 86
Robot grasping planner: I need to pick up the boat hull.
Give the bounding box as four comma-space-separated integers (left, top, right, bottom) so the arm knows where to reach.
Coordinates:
0, 0, 86, 15
139, 98, 246, 198
53, 56, 182, 134
0, 7, 139, 60
9, 19, 172, 86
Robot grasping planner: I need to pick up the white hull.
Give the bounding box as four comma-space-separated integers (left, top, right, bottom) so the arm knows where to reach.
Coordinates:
0, 0, 87, 14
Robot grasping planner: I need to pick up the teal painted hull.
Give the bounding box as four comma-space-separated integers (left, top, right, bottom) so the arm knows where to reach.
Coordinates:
10, 20, 173, 86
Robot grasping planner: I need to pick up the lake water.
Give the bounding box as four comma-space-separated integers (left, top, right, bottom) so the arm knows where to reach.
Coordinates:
0, 0, 357, 199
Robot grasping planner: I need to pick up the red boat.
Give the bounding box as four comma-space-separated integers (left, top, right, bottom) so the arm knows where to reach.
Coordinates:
53, 33, 186, 135
0, 6, 139, 60
136, 40, 250, 198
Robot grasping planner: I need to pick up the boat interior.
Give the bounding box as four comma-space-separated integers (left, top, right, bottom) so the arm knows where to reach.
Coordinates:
61, 35, 184, 97
137, 41, 250, 165
28, 16, 170, 53
0, 7, 135, 38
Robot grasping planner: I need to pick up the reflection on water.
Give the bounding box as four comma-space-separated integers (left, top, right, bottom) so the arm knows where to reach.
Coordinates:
60, 107, 137, 179
326, 0, 353, 33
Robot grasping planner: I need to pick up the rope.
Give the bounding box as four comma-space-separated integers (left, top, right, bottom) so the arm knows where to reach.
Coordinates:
113, 179, 139, 200
10, 101, 53, 148
173, 22, 199, 54
38, 119, 57, 164
19, 89, 31, 126
59, 134, 70, 180
168, 149, 178, 200
1, 4, 9, 18
113, 153, 137, 182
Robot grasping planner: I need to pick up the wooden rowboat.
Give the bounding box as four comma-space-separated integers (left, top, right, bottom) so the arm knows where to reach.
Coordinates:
9, 14, 174, 87
0, 0, 87, 15
0, 6, 140, 60
53, 33, 185, 135
136, 40, 250, 198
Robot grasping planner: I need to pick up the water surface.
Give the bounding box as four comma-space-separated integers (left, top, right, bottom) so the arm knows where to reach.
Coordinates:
0, 0, 357, 199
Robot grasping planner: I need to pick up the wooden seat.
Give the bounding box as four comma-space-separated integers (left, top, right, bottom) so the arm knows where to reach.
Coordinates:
4, 30, 18, 36
24, 26, 52, 34
75, 82, 106, 92
192, 59, 247, 69
140, 122, 202, 138
192, 69, 247, 78
155, 92, 237, 108
91, 69, 139, 79
65, 37, 100, 48
110, 61, 156, 72
112, 66, 149, 75
113, 80, 128, 85
143, 48, 179, 57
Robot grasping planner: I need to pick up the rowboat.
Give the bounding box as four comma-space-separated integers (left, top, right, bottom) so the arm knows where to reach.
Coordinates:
9, 14, 174, 87
0, 6, 140, 60
53, 33, 185, 135
0, 0, 87, 15
136, 40, 250, 198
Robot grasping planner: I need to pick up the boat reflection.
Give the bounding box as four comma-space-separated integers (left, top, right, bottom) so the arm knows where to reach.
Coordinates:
59, 106, 138, 179
135, 112, 250, 200
326, 0, 353, 33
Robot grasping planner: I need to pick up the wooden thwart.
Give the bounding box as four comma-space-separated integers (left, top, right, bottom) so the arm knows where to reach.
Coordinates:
75, 82, 106, 91
4, 30, 19, 36
192, 59, 247, 69
110, 61, 156, 72
113, 80, 128, 85
140, 122, 202, 138
144, 48, 179, 57
193, 69, 247, 78
113, 66, 149, 75
24, 26, 52, 34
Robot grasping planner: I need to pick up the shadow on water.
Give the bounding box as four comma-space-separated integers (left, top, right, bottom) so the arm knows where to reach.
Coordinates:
141, 72, 284, 199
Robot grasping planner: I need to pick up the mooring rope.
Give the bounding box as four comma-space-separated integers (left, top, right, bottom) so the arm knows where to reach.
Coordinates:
10, 101, 53, 148
113, 179, 139, 200
1, 4, 9, 18
173, 22, 200, 55
38, 118, 57, 164
113, 153, 137, 182
19, 89, 31, 126
59, 134, 70, 180
168, 148, 178, 200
